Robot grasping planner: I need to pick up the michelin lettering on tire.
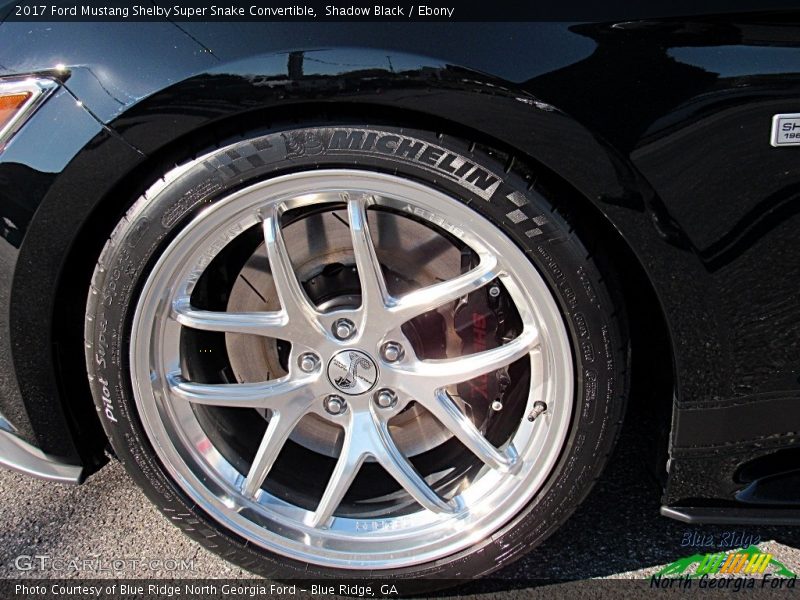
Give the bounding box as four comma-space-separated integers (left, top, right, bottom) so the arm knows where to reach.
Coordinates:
203, 128, 560, 246
205, 128, 504, 200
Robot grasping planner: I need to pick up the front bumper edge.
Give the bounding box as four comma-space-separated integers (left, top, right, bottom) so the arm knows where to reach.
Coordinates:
0, 416, 83, 483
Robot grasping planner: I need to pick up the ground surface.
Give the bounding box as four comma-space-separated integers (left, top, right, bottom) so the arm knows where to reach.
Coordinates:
2, 422, 799, 597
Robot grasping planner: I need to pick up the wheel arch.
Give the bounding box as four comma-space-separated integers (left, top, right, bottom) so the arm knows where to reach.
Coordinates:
21, 94, 675, 478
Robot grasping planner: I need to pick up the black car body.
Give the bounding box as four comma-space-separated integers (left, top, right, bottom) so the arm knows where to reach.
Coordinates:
1, 10, 799, 539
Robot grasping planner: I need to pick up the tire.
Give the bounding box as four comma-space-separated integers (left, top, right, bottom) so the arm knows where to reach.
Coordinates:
85, 123, 628, 587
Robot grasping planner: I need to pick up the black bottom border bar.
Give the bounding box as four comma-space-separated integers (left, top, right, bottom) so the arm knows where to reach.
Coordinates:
3, 577, 799, 599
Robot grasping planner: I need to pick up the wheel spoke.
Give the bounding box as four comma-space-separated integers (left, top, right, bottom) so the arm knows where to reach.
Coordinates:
425, 390, 517, 471
308, 416, 369, 528
347, 195, 389, 319
400, 327, 539, 388
168, 373, 311, 409
172, 297, 288, 337
241, 402, 310, 498
389, 254, 499, 324
373, 419, 457, 514
263, 207, 320, 331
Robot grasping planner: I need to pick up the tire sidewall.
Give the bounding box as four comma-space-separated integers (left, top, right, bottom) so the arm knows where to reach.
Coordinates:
85, 124, 625, 581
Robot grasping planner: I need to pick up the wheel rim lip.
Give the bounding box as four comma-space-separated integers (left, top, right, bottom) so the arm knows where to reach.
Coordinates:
129, 169, 574, 569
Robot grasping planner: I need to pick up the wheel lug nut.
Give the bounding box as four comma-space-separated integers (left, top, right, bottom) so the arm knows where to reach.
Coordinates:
298, 352, 320, 373
380, 341, 404, 363
332, 318, 356, 340
324, 395, 347, 415
374, 388, 398, 409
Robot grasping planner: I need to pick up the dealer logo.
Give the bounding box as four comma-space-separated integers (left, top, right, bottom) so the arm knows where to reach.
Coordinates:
651, 545, 797, 590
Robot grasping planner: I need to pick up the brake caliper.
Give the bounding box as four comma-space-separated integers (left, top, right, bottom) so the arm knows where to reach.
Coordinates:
454, 255, 514, 425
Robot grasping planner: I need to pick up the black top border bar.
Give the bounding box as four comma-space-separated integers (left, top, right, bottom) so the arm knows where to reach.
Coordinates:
3, 0, 800, 22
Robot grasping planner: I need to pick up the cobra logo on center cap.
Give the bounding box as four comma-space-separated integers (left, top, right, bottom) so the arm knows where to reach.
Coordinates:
327, 349, 378, 395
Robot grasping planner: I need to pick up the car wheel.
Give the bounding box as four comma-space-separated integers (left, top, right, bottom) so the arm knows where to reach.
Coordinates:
85, 123, 628, 585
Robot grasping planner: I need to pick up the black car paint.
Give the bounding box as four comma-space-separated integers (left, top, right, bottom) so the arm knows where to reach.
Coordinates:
0, 17, 798, 509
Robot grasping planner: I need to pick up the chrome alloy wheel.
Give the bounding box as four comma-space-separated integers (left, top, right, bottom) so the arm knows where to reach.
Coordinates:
130, 170, 573, 569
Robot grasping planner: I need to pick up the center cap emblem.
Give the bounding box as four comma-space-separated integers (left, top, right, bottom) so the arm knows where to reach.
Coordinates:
327, 349, 378, 395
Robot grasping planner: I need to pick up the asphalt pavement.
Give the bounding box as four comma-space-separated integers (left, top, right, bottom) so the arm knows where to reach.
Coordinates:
2, 421, 799, 597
